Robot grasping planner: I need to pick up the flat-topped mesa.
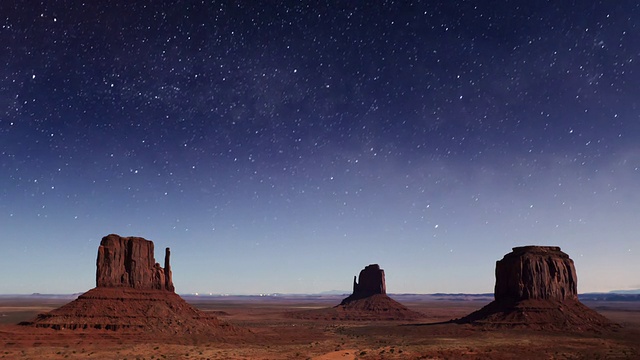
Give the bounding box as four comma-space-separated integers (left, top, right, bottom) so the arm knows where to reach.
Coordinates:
494, 246, 577, 302
96, 234, 174, 291
456, 245, 615, 330
352, 264, 386, 298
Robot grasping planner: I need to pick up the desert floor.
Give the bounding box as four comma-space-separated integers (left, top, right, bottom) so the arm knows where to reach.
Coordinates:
1, 295, 639, 359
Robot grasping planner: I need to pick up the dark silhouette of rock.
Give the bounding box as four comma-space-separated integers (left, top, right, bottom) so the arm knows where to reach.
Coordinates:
340, 264, 388, 304
457, 246, 615, 331
96, 234, 174, 291
350, 264, 386, 299
20, 234, 237, 336
289, 264, 422, 321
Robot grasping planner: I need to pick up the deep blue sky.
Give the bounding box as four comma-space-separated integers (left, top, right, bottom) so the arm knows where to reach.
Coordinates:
1, 1, 639, 294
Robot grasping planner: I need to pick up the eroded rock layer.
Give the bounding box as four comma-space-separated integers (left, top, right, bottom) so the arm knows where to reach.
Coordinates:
20, 287, 233, 334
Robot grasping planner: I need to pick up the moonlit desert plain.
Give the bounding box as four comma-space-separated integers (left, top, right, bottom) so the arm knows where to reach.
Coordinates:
1, 295, 640, 359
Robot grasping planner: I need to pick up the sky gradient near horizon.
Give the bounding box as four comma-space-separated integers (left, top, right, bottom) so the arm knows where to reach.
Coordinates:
1, 1, 639, 295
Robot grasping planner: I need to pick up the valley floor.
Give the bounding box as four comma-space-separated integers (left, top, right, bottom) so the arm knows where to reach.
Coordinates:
1, 296, 639, 359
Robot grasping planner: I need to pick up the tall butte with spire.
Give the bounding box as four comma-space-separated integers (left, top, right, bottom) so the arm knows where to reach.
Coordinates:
95, 234, 174, 291
20, 234, 235, 335
344, 264, 387, 301
335, 264, 422, 320
289, 264, 422, 321
457, 246, 615, 331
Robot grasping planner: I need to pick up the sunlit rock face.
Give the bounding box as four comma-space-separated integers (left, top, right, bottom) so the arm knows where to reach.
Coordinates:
96, 234, 174, 291
494, 246, 577, 302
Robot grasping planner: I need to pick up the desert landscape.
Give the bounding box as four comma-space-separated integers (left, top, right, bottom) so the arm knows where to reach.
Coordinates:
2, 295, 640, 359
5, 2, 640, 359
1, 235, 639, 359
6, 0, 640, 357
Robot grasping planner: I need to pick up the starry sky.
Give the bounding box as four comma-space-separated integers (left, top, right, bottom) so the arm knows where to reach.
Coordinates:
1, 1, 639, 295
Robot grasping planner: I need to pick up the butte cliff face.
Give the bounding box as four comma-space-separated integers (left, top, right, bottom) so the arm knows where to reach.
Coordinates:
350, 264, 386, 299
458, 246, 614, 331
96, 234, 174, 291
494, 246, 577, 302
20, 234, 234, 335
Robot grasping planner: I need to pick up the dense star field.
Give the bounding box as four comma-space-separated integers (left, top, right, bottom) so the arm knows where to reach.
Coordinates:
1, 1, 639, 294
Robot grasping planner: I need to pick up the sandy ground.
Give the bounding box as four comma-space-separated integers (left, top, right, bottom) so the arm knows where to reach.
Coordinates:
1, 296, 639, 359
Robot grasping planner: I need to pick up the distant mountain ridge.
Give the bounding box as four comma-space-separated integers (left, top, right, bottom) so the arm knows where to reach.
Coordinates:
579, 291, 640, 301
2, 290, 639, 301
609, 289, 640, 294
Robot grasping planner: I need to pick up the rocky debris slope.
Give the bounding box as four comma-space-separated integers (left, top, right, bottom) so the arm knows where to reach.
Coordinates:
289, 264, 422, 321
24, 287, 231, 334
20, 234, 237, 336
457, 246, 615, 331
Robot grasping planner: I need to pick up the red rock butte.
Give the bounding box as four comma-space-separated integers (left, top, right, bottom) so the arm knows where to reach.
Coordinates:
457, 246, 615, 331
96, 234, 174, 291
494, 246, 577, 302
289, 264, 423, 321
19, 234, 236, 335
345, 264, 386, 300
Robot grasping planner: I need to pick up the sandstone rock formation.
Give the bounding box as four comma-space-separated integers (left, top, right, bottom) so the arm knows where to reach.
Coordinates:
20, 234, 235, 336
96, 234, 174, 291
457, 246, 615, 331
289, 264, 422, 321
350, 264, 386, 299
340, 264, 388, 304
494, 246, 577, 302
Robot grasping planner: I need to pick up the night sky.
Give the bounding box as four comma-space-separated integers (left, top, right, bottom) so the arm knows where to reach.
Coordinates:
2, 1, 639, 295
